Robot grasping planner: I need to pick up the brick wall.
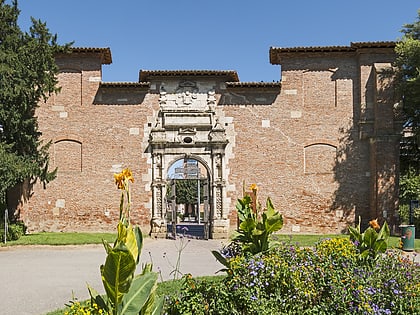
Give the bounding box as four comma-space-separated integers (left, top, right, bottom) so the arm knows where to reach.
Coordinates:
18, 43, 400, 235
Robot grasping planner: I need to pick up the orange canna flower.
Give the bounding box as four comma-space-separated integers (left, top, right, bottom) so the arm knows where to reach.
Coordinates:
114, 172, 124, 189
114, 168, 134, 189
369, 218, 380, 230
249, 183, 258, 191
122, 168, 134, 183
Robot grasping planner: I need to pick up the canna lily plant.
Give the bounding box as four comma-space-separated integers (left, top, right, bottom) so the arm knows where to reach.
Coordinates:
213, 183, 283, 270
88, 168, 163, 315
349, 216, 390, 266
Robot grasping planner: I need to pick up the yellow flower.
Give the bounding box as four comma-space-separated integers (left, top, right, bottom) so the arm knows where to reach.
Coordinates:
114, 168, 134, 189
249, 183, 258, 191
369, 218, 380, 230
122, 168, 134, 183
114, 172, 124, 189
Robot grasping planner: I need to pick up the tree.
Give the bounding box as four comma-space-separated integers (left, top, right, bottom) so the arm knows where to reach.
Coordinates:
395, 10, 420, 173
166, 178, 205, 219
0, 1, 69, 212
395, 10, 420, 229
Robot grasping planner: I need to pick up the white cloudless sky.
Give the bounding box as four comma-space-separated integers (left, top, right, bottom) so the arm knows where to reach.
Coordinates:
16, 0, 420, 82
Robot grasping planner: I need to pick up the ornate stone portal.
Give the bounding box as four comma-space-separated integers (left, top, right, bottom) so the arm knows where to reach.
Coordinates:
148, 80, 229, 238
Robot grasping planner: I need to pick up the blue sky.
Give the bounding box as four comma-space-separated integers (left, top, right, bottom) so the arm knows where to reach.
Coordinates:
17, 0, 419, 83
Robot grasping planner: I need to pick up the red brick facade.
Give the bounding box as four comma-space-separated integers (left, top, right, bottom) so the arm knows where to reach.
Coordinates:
15, 42, 400, 237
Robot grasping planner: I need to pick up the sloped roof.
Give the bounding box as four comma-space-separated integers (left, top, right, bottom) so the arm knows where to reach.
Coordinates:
270, 41, 396, 64
67, 47, 112, 64
226, 81, 281, 88
139, 70, 239, 82
99, 82, 150, 88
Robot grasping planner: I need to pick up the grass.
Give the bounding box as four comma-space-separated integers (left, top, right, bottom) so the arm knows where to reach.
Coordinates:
25, 232, 417, 315
0, 232, 115, 246
1, 232, 419, 250
273, 233, 420, 250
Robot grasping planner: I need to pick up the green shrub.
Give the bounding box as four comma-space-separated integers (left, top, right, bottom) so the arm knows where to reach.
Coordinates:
163, 275, 237, 315
165, 238, 420, 314
0, 221, 26, 241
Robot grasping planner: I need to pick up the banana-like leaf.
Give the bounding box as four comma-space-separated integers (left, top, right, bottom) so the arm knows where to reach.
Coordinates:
265, 213, 283, 233
102, 239, 113, 255
101, 243, 136, 307
139, 280, 162, 315
211, 250, 230, 269
145, 295, 164, 315
348, 225, 362, 243
134, 226, 143, 264
265, 197, 276, 217
125, 224, 139, 264
363, 228, 378, 249
374, 239, 388, 254
239, 218, 256, 233
252, 228, 264, 236
120, 272, 158, 315
87, 284, 109, 312
141, 263, 154, 275
377, 221, 390, 241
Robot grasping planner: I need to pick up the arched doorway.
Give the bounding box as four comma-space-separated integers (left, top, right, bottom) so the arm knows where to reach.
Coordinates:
147, 83, 230, 239
166, 158, 211, 239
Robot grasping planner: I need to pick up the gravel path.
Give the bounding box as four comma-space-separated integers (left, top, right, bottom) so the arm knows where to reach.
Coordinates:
0, 238, 227, 315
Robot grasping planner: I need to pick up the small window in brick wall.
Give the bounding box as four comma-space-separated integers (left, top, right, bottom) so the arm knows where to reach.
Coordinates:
304, 143, 336, 174
54, 139, 82, 172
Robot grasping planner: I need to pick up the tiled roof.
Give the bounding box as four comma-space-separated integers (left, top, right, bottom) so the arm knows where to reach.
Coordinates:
100, 82, 150, 88
350, 41, 396, 49
139, 70, 239, 82
67, 47, 112, 64
270, 41, 396, 64
226, 81, 281, 88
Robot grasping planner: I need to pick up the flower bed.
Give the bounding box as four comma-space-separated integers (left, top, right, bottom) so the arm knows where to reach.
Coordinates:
164, 238, 420, 314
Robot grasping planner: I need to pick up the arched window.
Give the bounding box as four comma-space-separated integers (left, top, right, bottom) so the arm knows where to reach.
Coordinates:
304, 143, 337, 174
54, 139, 82, 172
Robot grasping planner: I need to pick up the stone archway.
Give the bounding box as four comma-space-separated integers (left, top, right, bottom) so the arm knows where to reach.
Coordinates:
165, 158, 211, 239
148, 82, 230, 239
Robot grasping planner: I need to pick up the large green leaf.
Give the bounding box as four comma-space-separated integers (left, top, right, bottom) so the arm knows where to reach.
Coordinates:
87, 285, 109, 312
101, 244, 136, 307
125, 224, 139, 264
348, 218, 363, 244
211, 250, 230, 269
120, 272, 158, 315
134, 226, 143, 264
377, 221, 390, 241
265, 197, 276, 217
239, 217, 256, 234
362, 228, 378, 249
264, 213, 283, 233
144, 295, 164, 315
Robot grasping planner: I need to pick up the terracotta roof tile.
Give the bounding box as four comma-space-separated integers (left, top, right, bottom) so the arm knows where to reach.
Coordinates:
226, 81, 280, 88
270, 41, 396, 64
67, 47, 112, 64
99, 82, 150, 88
139, 70, 239, 82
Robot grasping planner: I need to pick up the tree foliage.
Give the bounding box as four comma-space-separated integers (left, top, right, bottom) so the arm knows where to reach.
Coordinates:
396, 10, 420, 174
167, 179, 204, 205
0, 0, 70, 204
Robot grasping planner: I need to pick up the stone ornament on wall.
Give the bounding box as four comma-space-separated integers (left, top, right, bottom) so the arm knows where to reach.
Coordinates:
158, 81, 217, 111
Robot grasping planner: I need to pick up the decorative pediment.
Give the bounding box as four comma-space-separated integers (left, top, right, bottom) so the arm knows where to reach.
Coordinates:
178, 127, 197, 135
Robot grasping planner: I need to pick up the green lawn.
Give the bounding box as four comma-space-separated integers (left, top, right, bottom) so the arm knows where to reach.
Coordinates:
272, 233, 420, 250
0, 232, 115, 246
1, 232, 419, 250
10, 232, 414, 314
